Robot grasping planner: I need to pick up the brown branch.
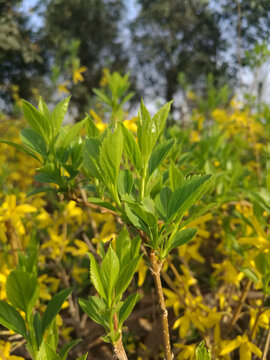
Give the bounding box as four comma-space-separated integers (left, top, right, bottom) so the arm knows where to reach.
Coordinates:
229, 279, 252, 329
262, 321, 270, 360
113, 334, 128, 360
250, 294, 266, 340
149, 250, 173, 360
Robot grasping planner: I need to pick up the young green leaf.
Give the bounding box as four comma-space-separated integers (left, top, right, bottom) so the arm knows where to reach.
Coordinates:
0, 301, 28, 339
0, 140, 41, 162
118, 293, 142, 328
37, 341, 61, 360
61, 117, 86, 148
121, 124, 142, 172
101, 245, 120, 305
196, 341, 211, 360
85, 113, 100, 137
88, 197, 118, 212
88, 253, 106, 300
59, 339, 81, 360
164, 228, 198, 257
22, 100, 50, 140
20, 128, 47, 158
49, 97, 71, 137
79, 297, 108, 329
41, 288, 73, 336
76, 354, 88, 360
115, 227, 131, 266
38, 96, 50, 118
6, 270, 39, 315
117, 169, 133, 197
239, 267, 259, 283
168, 174, 212, 222
100, 127, 123, 187
154, 187, 172, 221
115, 255, 143, 300
33, 312, 43, 349
148, 139, 175, 178
169, 160, 184, 191
93, 88, 111, 105
83, 137, 103, 181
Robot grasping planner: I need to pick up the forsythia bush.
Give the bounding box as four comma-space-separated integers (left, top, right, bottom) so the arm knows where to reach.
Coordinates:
0, 72, 270, 360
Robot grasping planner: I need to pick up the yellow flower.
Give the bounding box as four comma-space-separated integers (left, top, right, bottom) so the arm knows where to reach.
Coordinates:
57, 82, 70, 94
0, 194, 37, 236
99, 67, 110, 87
123, 117, 138, 133
137, 258, 148, 287
0, 340, 25, 359
175, 343, 196, 359
219, 334, 262, 359
73, 66, 87, 84
89, 109, 106, 132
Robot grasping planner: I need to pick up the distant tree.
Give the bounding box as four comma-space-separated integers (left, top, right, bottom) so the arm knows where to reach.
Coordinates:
0, 0, 46, 112
130, 0, 228, 101
42, 0, 128, 114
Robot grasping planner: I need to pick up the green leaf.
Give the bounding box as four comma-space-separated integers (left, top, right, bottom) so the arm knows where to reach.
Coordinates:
0, 140, 41, 162
148, 139, 175, 178
33, 312, 43, 349
88, 253, 106, 299
137, 100, 173, 163
196, 341, 211, 360
168, 174, 212, 222
101, 245, 120, 305
41, 288, 73, 336
37, 341, 61, 360
85, 113, 100, 137
100, 127, 123, 187
59, 339, 81, 360
38, 96, 50, 118
240, 267, 260, 283
76, 354, 88, 360
93, 88, 111, 105
22, 100, 50, 140
115, 255, 143, 300
255, 253, 270, 275
169, 160, 184, 191
83, 137, 103, 181
61, 117, 86, 148
79, 297, 108, 328
115, 227, 132, 266
88, 197, 118, 212
121, 124, 142, 172
0, 301, 28, 339
165, 228, 198, 256
20, 128, 47, 157
50, 97, 71, 137
6, 270, 39, 315
154, 187, 172, 221
117, 170, 133, 197
118, 293, 142, 328
124, 200, 158, 245
26, 187, 57, 198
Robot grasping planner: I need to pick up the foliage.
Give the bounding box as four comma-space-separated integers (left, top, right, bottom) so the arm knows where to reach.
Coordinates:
1, 72, 270, 360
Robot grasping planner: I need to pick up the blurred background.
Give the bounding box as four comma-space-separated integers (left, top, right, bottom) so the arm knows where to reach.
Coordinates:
2, 0, 270, 119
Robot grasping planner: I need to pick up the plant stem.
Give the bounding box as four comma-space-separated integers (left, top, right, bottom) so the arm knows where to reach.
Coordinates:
113, 334, 128, 360
149, 249, 173, 360
262, 322, 270, 360
229, 279, 251, 329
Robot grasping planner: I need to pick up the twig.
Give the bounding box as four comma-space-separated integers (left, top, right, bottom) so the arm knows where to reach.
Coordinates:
262, 322, 270, 360
229, 279, 252, 329
149, 249, 173, 360
113, 334, 128, 360
250, 294, 266, 340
